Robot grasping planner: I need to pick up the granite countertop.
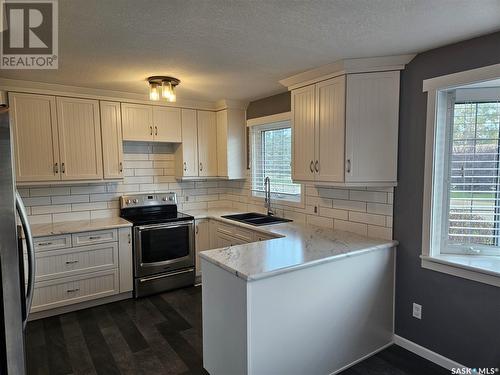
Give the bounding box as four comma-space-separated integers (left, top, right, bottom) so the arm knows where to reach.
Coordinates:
183, 208, 398, 281
30, 217, 132, 238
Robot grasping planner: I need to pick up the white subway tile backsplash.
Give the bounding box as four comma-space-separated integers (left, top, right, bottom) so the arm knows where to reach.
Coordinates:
22, 196, 51, 206
30, 187, 71, 197
53, 211, 90, 223
319, 207, 348, 220
367, 203, 393, 216
31, 204, 71, 215
70, 185, 106, 195
51, 194, 89, 204
23, 147, 394, 241
331, 199, 366, 212
348, 211, 386, 226
317, 187, 349, 200
349, 190, 387, 203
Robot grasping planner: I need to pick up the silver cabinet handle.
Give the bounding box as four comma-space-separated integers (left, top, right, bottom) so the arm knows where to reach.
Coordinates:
65, 260, 79, 264
150, 126, 153, 136
119, 162, 123, 173
66, 288, 80, 293
88, 236, 101, 240
61, 162, 65, 173
16, 192, 35, 329
128, 233, 131, 244
37, 241, 53, 246
309, 161, 314, 173
346, 159, 351, 173
195, 225, 199, 235
155, 126, 158, 136
315, 160, 319, 173
54, 163, 59, 174
183, 162, 187, 172
199, 162, 203, 171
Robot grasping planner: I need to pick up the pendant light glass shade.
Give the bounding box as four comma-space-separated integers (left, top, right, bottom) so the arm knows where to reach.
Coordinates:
149, 82, 160, 101
162, 81, 176, 102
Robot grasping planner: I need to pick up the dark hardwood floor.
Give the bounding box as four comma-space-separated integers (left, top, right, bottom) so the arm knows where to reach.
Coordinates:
26, 286, 448, 375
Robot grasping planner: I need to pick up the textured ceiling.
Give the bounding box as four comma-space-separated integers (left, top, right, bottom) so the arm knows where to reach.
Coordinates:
1, 0, 500, 102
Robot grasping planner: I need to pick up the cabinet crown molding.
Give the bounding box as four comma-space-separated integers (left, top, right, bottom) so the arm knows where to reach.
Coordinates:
279, 54, 415, 90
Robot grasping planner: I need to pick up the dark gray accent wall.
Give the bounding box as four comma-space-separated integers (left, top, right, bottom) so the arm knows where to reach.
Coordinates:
395, 31, 500, 367
246, 91, 290, 119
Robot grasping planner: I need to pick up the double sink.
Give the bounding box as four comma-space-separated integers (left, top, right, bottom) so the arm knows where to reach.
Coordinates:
221, 212, 292, 226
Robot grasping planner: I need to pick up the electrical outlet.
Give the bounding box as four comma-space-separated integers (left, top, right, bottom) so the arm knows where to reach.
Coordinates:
412, 303, 422, 319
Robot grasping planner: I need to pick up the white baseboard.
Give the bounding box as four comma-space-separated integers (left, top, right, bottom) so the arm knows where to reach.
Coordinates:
394, 335, 466, 370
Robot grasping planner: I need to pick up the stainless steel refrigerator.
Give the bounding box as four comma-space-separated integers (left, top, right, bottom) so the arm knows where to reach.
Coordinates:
0, 105, 35, 374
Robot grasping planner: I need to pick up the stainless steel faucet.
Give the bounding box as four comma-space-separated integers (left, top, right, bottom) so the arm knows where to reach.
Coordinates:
264, 177, 274, 216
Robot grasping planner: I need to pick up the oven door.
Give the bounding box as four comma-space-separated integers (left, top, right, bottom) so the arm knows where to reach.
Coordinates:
134, 220, 194, 277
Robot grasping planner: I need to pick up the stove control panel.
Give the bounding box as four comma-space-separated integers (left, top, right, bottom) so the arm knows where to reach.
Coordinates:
120, 192, 177, 208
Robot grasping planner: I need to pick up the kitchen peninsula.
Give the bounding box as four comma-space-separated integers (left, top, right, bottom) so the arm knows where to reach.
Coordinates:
197, 210, 397, 375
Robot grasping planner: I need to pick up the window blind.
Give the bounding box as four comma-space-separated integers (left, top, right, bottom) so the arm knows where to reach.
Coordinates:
447, 101, 500, 249
250, 121, 301, 202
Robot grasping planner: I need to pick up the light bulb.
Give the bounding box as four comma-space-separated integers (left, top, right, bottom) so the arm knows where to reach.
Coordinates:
149, 82, 160, 101
162, 81, 174, 101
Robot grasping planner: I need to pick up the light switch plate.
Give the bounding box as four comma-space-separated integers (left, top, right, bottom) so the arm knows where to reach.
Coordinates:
412, 303, 422, 319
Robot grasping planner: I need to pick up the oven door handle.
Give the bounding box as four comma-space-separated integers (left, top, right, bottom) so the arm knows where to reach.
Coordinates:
136, 221, 194, 231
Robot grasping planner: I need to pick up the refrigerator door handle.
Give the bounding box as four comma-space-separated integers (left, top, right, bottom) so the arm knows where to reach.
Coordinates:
15, 191, 35, 329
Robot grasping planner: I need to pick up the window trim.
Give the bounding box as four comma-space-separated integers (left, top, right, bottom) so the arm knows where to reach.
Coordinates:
247, 112, 305, 207
422, 64, 500, 287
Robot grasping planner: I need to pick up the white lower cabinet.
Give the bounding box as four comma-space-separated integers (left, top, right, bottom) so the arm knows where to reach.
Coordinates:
195, 219, 210, 277
30, 227, 132, 314
31, 270, 119, 313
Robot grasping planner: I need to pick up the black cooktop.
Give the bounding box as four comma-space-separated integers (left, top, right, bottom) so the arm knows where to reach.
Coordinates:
120, 206, 194, 226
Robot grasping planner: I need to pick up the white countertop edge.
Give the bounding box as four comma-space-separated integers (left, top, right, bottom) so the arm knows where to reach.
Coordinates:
200, 240, 397, 282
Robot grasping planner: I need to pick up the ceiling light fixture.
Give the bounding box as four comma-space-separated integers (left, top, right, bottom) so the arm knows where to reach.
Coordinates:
147, 76, 180, 102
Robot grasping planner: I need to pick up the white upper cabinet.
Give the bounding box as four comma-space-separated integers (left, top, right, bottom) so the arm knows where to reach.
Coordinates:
100, 101, 124, 179
291, 71, 400, 186
291, 85, 316, 182
121, 103, 153, 142
345, 71, 400, 184
121, 103, 181, 143
315, 76, 345, 182
197, 110, 218, 177
216, 108, 246, 179
9, 92, 60, 182
56, 97, 103, 180
175, 109, 199, 178
152, 106, 182, 142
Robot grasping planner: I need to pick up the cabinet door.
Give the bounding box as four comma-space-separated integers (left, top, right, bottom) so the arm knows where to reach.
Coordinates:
315, 76, 346, 182
100, 101, 123, 179
195, 219, 210, 276
345, 71, 400, 183
121, 103, 153, 141
197, 110, 218, 176
56, 97, 103, 180
9, 93, 61, 182
291, 85, 316, 182
179, 109, 199, 177
153, 106, 182, 142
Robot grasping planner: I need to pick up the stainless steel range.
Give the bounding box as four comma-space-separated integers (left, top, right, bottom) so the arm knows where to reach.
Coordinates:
120, 192, 195, 298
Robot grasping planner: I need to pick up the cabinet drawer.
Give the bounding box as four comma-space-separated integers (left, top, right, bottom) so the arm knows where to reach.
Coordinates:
215, 221, 254, 243
72, 229, 117, 246
33, 243, 118, 282
34, 235, 72, 252
31, 270, 119, 312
